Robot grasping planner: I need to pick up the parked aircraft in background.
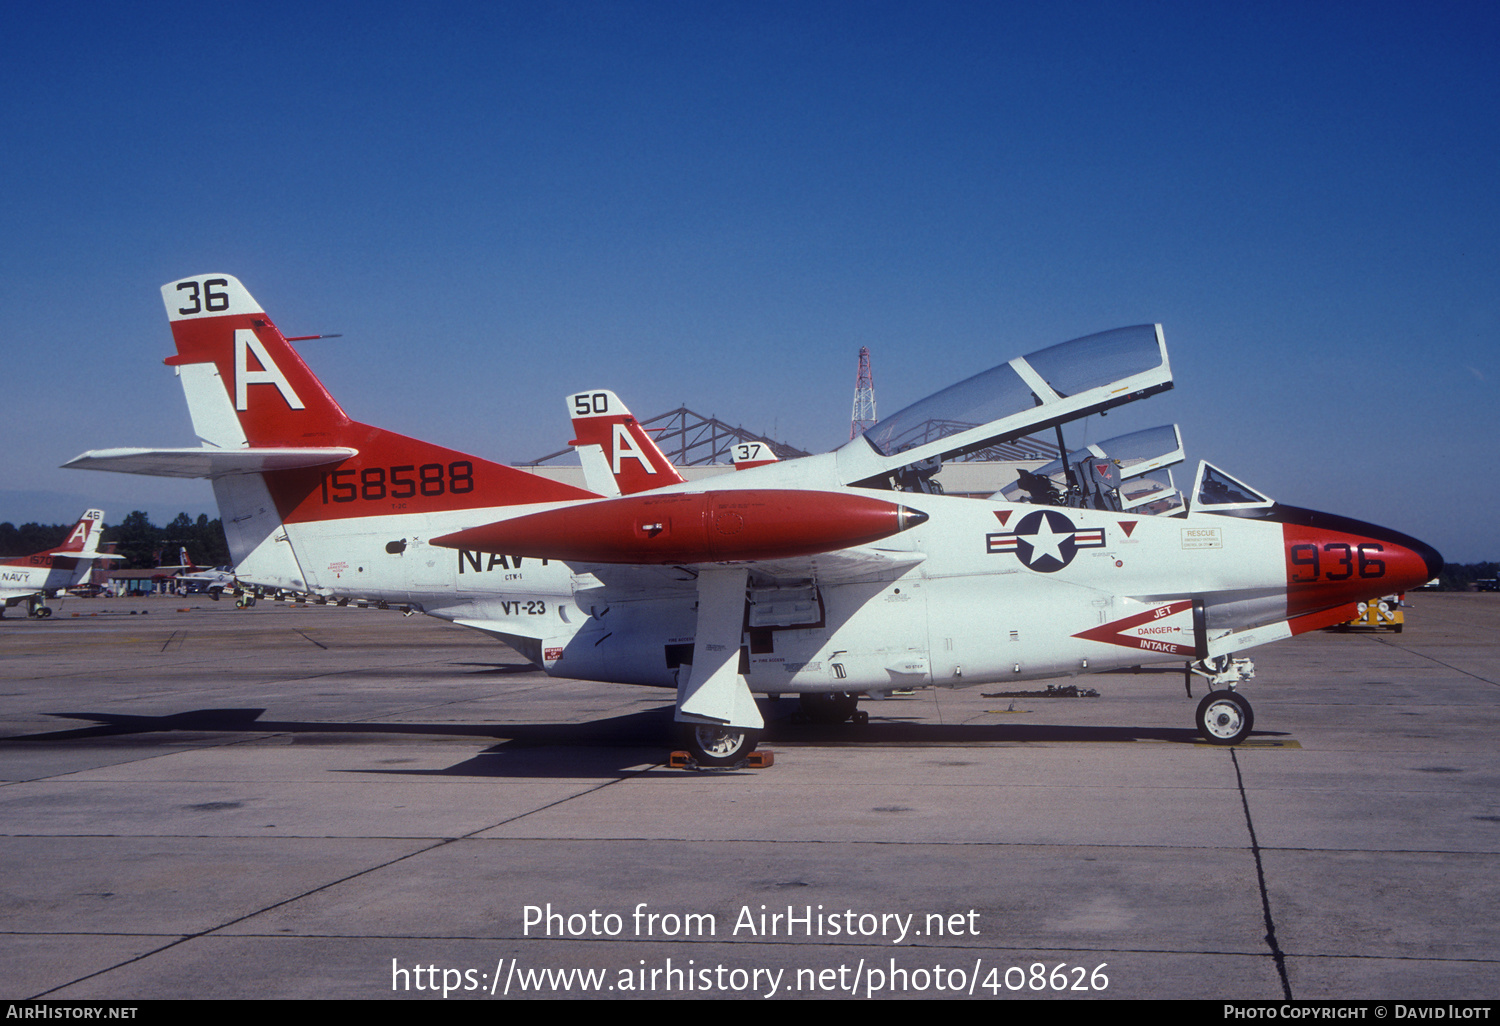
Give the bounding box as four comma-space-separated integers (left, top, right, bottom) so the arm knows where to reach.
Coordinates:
731, 440, 780, 472
0, 509, 121, 617
167, 548, 238, 598
565, 389, 686, 496
66, 275, 1441, 764
563, 389, 781, 496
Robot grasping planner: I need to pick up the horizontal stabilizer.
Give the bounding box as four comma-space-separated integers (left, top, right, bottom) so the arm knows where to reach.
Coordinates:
63, 447, 358, 479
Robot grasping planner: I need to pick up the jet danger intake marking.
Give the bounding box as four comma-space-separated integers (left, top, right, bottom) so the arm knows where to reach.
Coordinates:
1073, 600, 1198, 656
987, 510, 1106, 573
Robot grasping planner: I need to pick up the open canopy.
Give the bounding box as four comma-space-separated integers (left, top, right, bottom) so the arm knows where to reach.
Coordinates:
1000, 424, 1187, 514
835, 324, 1173, 487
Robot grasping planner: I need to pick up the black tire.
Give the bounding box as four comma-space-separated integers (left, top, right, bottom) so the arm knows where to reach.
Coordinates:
799, 691, 860, 724
678, 724, 760, 767
1196, 689, 1253, 745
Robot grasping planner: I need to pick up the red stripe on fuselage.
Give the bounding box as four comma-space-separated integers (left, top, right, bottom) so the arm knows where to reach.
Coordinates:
269, 422, 596, 524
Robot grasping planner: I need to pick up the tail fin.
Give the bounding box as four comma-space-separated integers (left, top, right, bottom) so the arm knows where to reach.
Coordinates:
48, 509, 105, 556
163, 276, 349, 446
45, 510, 120, 586
157, 274, 596, 524
732, 440, 780, 471
566, 390, 686, 495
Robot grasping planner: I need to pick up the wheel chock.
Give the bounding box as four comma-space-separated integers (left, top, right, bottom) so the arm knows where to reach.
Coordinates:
668, 749, 775, 770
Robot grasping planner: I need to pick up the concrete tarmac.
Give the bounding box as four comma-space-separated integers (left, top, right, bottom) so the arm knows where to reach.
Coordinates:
1, 593, 1496, 1000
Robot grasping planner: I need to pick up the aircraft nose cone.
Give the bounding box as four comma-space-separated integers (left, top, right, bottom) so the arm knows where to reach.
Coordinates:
1413, 537, 1444, 582
1280, 506, 1443, 615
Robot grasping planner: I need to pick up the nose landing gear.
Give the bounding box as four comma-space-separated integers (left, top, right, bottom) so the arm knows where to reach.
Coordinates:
1195, 689, 1254, 745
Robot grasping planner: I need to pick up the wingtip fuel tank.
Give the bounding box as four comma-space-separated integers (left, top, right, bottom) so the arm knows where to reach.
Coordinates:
432, 489, 929, 565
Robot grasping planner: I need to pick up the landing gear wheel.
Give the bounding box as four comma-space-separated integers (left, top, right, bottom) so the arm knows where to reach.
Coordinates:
799, 691, 860, 724
679, 724, 761, 767
1196, 689, 1254, 745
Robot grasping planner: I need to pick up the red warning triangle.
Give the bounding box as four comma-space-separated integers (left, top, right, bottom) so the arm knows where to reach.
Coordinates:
1118, 520, 1137, 537
993, 510, 1012, 527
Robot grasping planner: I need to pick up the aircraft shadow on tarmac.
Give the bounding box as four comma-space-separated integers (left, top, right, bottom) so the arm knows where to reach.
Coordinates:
0, 703, 1278, 778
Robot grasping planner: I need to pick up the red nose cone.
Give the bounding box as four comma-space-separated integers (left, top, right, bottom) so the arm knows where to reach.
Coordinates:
433, 490, 928, 564
1283, 509, 1442, 617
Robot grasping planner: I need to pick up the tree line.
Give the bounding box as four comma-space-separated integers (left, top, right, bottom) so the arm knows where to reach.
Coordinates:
0, 512, 231, 570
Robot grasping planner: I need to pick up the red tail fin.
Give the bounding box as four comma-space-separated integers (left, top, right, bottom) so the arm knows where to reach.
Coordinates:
566, 389, 686, 495
163, 276, 349, 446
161, 275, 596, 522
49, 510, 104, 555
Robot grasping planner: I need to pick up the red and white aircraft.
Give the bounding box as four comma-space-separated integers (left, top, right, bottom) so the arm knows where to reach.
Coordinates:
66, 275, 1442, 764
0, 509, 120, 617
565, 390, 687, 496
563, 389, 781, 496
160, 546, 239, 598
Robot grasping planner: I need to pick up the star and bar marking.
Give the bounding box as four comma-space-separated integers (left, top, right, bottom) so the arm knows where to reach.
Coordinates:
986, 509, 1106, 573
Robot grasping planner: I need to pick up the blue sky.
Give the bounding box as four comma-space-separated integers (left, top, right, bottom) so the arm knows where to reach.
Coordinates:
2, 1, 1495, 561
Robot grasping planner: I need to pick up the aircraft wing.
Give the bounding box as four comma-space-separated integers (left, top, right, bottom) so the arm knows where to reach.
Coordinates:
566, 545, 926, 598
63, 446, 358, 479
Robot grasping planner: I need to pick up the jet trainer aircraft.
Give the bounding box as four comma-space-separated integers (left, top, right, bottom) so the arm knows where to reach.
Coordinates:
563, 389, 780, 496
162, 547, 238, 598
0, 509, 120, 617
66, 275, 1442, 764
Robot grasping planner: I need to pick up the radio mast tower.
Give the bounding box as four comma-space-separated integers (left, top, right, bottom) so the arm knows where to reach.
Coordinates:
850, 346, 877, 439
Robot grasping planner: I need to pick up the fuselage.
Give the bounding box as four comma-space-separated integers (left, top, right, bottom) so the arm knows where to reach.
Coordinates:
262, 486, 1436, 696
0, 553, 90, 600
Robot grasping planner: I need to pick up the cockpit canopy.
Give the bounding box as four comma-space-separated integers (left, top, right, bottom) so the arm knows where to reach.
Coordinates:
827, 323, 1281, 519
860, 325, 1170, 460
999, 424, 1187, 514
836, 324, 1172, 487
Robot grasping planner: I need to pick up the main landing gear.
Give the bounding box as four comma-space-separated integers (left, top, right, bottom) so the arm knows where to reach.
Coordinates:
798, 691, 868, 725
1195, 689, 1254, 745
677, 723, 763, 767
